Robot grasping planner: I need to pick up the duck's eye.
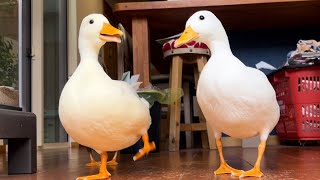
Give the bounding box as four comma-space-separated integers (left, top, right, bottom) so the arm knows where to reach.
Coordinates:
89, 19, 94, 24
199, 15, 205, 20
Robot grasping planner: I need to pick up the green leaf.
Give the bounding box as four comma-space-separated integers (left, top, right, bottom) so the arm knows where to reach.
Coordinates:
0, 36, 18, 88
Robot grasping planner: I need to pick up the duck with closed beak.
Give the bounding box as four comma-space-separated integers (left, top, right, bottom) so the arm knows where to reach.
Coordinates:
175, 10, 280, 178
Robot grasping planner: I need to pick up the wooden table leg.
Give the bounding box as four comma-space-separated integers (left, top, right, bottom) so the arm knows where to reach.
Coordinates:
0, 109, 37, 174
132, 17, 150, 87
8, 138, 36, 174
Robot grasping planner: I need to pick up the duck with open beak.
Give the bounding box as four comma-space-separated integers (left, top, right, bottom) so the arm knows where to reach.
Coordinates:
99, 22, 123, 43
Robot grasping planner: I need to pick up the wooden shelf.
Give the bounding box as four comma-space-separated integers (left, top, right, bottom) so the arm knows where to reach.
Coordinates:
114, 0, 320, 39
112, 0, 320, 79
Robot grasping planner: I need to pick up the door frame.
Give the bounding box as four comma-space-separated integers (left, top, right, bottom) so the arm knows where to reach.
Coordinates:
31, 0, 44, 147
18, 0, 32, 112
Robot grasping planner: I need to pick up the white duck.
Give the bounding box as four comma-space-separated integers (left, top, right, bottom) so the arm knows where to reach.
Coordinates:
175, 11, 280, 178
59, 14, 155, 180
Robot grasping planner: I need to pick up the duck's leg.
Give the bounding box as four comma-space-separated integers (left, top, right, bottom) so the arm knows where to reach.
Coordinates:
107, 151, 118, 166
77, 152, 110, 180
233, 141, 266, 178
133, 134, 156, 161
214, 138, 244, 175
85, 147, 101, 167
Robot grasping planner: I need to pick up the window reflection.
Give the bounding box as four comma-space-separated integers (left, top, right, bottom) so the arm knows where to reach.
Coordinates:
43, 0, 68, 143
0, 0, 19, 107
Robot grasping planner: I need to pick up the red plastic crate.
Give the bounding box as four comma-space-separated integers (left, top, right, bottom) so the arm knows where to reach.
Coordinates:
269, 65, 320, 140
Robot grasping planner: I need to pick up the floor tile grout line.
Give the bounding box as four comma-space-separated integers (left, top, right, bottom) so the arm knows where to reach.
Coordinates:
239, 157, 255, 168
179, 150, 200, 180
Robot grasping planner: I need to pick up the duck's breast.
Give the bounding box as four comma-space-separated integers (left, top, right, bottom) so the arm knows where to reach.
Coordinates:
196, 58, 279, 138
59, 78, 151, 151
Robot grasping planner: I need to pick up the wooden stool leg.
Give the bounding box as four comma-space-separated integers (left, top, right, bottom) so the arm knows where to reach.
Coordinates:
160, 65, 173, 151
169, 56, 183, 151
196, 56, 207, 73
183, 81, 192, 148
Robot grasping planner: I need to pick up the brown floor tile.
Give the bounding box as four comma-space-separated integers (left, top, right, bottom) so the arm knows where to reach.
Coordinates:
0, 146, 320, 180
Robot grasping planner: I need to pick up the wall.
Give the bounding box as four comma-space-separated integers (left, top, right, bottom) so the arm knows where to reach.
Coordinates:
68, 0, 105, 77
229, 28, 320, 74
76, 0, 105, 31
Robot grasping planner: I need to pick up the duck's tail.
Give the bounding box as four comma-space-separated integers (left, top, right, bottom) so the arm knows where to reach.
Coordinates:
130, 82, 142, 91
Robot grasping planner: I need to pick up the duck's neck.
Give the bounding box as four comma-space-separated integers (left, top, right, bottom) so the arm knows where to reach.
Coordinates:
78, 38, 101, 61
207, 37, 233, 57
204, 35, 236, 68
77, 38, 107, 75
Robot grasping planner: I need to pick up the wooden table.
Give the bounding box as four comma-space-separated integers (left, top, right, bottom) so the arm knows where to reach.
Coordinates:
113, 0, 320, 86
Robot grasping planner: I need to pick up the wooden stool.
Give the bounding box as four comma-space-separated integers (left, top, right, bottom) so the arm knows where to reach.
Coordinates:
162, 39, 213, 151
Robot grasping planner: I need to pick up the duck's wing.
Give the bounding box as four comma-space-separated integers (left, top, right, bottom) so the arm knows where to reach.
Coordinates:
112, 80, 141, 96
244, 66, 276, 100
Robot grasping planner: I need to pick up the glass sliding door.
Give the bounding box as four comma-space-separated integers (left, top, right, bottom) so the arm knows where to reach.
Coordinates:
43, 0, 68, 143
0, 0, 30, 111
0, 0, 19, 109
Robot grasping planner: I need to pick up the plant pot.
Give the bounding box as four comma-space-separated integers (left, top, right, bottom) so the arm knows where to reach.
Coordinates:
0, 86, 18, 107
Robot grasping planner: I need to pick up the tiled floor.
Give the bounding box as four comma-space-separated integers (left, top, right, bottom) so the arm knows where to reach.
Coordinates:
1, 146, 320, 180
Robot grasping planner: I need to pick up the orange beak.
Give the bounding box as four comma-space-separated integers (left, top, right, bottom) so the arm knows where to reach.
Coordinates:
174, 26, 199, 48
99, 23, 124, 43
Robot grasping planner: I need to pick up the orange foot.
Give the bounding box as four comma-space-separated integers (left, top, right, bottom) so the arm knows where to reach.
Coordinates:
86, 160, 101, 167
76, 171, 110, 180
107, 159, 118, 166
232, 167, 264, 178
214, 162, 244, 175
133, 141, 156, 161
